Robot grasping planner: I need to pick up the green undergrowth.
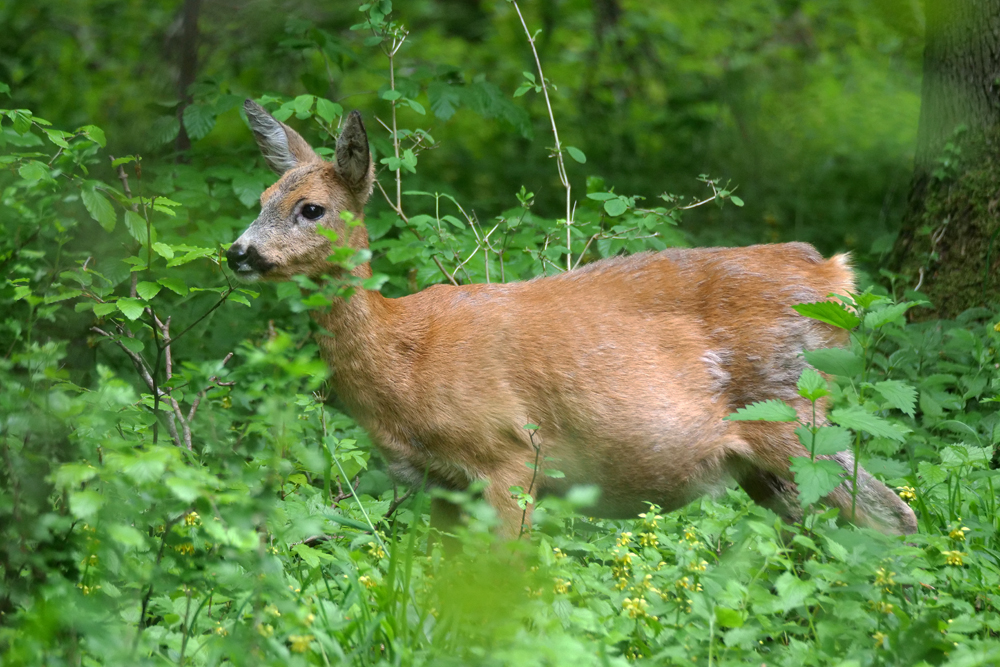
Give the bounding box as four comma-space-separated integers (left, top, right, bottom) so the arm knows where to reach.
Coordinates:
3, 6, 1000, 662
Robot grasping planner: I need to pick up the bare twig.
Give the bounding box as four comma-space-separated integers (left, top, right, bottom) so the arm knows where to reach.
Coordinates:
385, 485, 417, 519
511, 1, 575, 271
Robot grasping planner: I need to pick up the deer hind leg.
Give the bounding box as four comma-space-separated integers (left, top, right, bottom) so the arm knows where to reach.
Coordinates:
733, 420, 917, 535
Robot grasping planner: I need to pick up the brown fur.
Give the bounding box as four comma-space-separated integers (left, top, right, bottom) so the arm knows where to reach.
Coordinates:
228, 100, 918, 537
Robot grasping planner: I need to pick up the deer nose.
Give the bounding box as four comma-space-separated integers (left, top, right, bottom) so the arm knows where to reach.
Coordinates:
226, 243, 248, 268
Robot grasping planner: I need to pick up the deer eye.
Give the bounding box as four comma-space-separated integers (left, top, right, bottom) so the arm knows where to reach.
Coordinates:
301, 204, 325, 221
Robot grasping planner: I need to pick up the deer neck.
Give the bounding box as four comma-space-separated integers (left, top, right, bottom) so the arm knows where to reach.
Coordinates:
309, 223, 403, 417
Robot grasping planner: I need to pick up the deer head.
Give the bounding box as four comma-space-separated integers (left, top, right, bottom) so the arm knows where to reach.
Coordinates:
226, 99, 375, 281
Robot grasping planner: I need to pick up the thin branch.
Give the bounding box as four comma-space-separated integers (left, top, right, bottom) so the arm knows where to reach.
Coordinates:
511, 1, 574, 271
374, 180, 459, 286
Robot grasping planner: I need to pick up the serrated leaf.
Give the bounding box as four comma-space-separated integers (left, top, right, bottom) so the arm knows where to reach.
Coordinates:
55, 463, 99, 488
789, 457, 845, 506
604, 198, 627, 217
797, 367, 829, 401
182, 103, 216, 140
873, 380, 917, 417
775, 571, 816, 611
792, 301, 861, 330
864, 302, 917, 329
566, 146, 586, 163
108, 524, 146, 548
136, 281, 161, 300
82, 187, 117, 232
69, 489, 105, 519
725, 399, 798, 422
795, 425, 851, 456
830, 406, 909, 442
803, 347, 863, 378
111, 156, 136, 167
918, 461, 947, 486
165, 476, 201, 502
117, 297, 145, 321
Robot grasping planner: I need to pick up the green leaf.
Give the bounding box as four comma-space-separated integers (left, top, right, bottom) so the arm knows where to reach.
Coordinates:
158, 276, 189, 296
586, 192, 617, 201
604, 198, 628, 217
80, 125, 106, 147
55, 463, 98, 488
730, 195, 744, 207
715, 607, 744, 628
18, 160, 49, 181
803, 347, 863, 378
136, 281, 161, 300
108, 524, 146, 548
790, 457, 844, 506
918, 461, 946, 486
795, 425, 851, 456
182, 103, 216, 140
116, 297, 145, 321
566, 146, 586, 163
229, 293, 251, 307
774, 571, 816, 611
864, 302, 919, 329
124, 210, 151, 246
830, 407, 909, 442
796, 368, 829, 401
93, 302, 117, 317
873, 380, 917, 417
165, 476, 202, 502
315, 98, 343, 124
119, 336, 144, 355
152, 242, 174, 260
82, 186, 117, 232
69, 489, 105, 519
381, 89, 402, 101
293, 543, 321, 568
792, 301, 861, 330
724, 399, 798, 422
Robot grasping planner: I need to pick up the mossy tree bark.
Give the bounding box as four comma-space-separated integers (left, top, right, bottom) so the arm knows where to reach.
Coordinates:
889, 0, 1000, 319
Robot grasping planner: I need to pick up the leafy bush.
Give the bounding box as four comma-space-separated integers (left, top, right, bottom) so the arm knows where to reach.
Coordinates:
2, 4, 999, 666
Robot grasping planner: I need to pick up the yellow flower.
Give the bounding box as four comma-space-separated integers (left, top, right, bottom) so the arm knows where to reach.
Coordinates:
873, 631, 887, 647
553, 578, 571, 594
304, 613, 315, 626
683, 527, 698, 543
688, 559, 708, 573
289, 634, 314, 653
614, 577, 629, 591
617, 532, 633, 547
896, 486, 916, 503
639, 532, 659, 547
368, 543, 387, 560
358, 575, 377, 589
264, 604, 281, 617
552, 547, 567, 559
993, 321, 1000, 333
942, 550, 966, 566
185, 511, 201, 527
622, 596, 651, 619
173, 543, 195, 555
874, 567, 895, 588
256, 623, 274, 638
948, 525, 971, 542
214, 624, 228, 636
870, 600, 894, 614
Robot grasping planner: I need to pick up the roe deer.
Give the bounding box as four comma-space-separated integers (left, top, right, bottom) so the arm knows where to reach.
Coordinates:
227, 99, 917, 538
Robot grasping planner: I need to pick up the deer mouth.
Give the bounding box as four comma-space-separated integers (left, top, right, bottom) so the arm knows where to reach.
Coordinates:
225, 243, 275, 281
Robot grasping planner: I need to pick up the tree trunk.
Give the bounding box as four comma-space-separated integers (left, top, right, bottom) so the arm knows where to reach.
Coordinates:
175, 0, 201, 160
889, 0, 1000, 319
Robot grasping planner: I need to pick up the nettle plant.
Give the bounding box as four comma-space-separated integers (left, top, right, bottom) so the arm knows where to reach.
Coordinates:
727, 294, 924, 525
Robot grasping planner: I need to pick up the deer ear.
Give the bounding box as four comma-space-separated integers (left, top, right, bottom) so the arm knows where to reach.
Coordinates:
244, 99, 320, 175
335, 110, 374, 198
